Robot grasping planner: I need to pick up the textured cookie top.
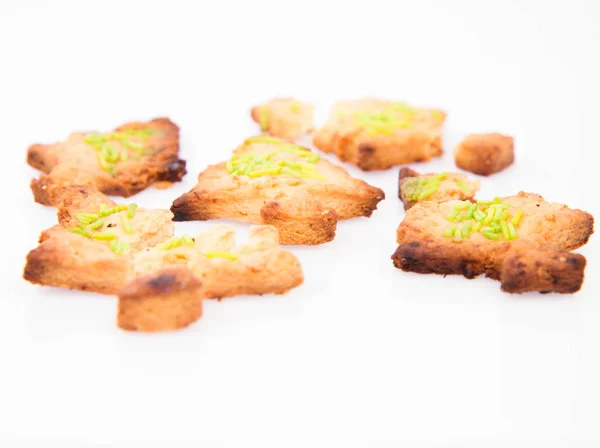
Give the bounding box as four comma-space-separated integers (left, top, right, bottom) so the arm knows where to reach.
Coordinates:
190, 136, 381, 199
399, 169, 479, 204
27, 118, 186, 205
397, 192, 594, 252
326, 98, 445, 137
251, 98, 313, 139
134, 224, 304, 298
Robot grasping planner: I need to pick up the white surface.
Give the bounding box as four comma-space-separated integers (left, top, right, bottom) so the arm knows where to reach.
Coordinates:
1, 0, 599, 447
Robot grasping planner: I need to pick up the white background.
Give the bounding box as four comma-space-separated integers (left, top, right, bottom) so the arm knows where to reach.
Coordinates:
0, 0, 598, 447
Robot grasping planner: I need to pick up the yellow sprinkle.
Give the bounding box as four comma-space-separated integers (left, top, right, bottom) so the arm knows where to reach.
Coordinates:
259, 107, 269, 130
204, 251, 239, 260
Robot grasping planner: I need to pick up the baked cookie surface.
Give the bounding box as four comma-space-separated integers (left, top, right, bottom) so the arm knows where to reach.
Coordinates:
23, 187, 174, 295
134, 224, 304, 299
398, 167, 480, 210
392, 192, 594, 293
251, 98, 313, 139
118, 267, 205, 332
313, 99, 445, 171
24, 187, 304, 302
454, 133, 514, 176
28, 117, 186, 206
170, 136, 385, 245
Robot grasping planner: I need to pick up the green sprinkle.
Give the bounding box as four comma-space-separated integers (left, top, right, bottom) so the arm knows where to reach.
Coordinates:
93, 232, 116, 241
477, 200, 493, 206
455, 214, 464, 222
87, 218, 104, 231
120, 150, 128, 162
226, 159, 233, 173
100, 206, 117, 217
447, 209, 459, 221
464, 204, 477, 220
204, 251, 239, 260
101, 144, 120, 163
418, 183, 439, 200
182, 235, 195, 246
121, 214, 133, 234
482, 207, 495, 225
109, 240, 129, 256
511, 209, 524, 227
461, 223, 472, 239
507, 222, 517, 239
443, 226, 457, 237
233, 162, 247, 175
121, 139, 144, 151
280, 160, 301, 169
97, 153, 114, 172
307, 154, 320, 163
117, 242, 130, 255
456, 178, 470, 193
68, 227, 92, 238
454, 201, 471, 210
244, 160, 256, 175
158, 236, 182, 250
297, 149, 316, 158
84, 133, 105, 145
500, 220, 510, 240
473, 210, 486, 222
77, 216, 93, 225
76, 212, 99, 222
127, 203, 137, 219
453, 228, 463, 242
99, 204, 106, 214
259, 107, 269, 130
493, 205, 504, 221
493, 197, 502, 204
473, 222, 482, 233
489, 222, 502, 233
290, 101, 301, 112
482, 231, 500, 241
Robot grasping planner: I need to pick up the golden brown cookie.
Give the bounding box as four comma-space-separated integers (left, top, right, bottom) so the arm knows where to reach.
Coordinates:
398, 167, 480, 210
313, 99, 445, 170
391, 192, 594, 293
454, 133, 514, 176
251, 98, 313, 139
23, 187, 174, 294
134, 224, 304, 299
117, 268, 205, 332
28, 117, 186, 206
500, 249, 586, 294
170, 136, 384, 245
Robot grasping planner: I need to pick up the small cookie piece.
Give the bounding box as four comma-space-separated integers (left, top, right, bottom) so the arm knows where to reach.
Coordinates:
251, 98, 314, 139
117, 268, 204, 332
398, 167, 480, 210
134, 224, 304, 298
23, 187, 174, 294
500, 250, 586, 294
313, 99, 445, 171
170, 136, 384, 245
454, 133, 514, 176
28, 117, 186, 206
391, 192, 594, 293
